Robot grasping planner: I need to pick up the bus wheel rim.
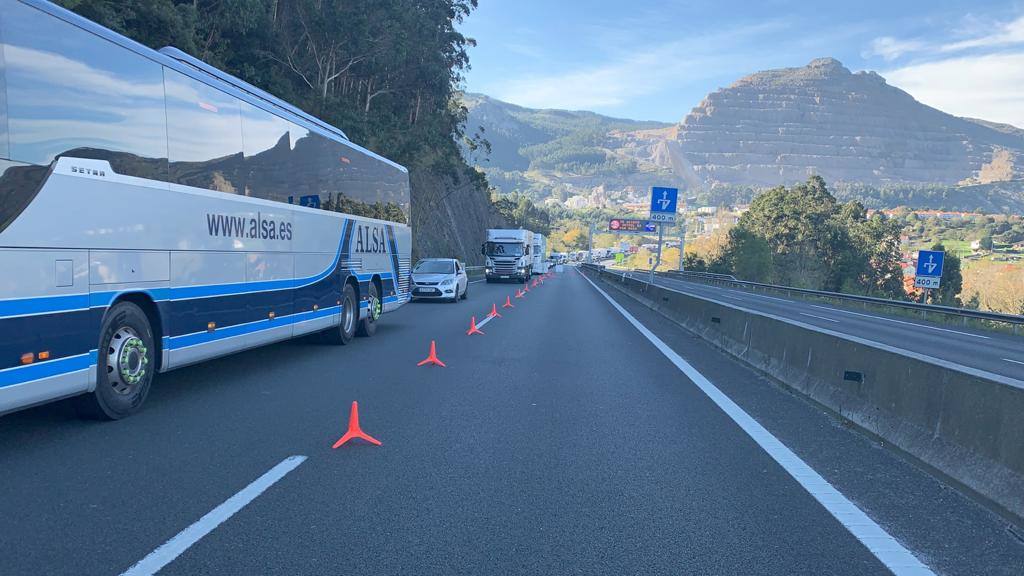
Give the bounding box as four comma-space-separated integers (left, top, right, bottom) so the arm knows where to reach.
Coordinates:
370, 295, 382, 321
108, 327, 147, 395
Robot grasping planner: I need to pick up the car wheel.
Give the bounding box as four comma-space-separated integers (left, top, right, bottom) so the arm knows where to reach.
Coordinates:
73, 301, 156, 420
324, 282, 358, 345
461, 283, 468, 300
357, 282, 381, 337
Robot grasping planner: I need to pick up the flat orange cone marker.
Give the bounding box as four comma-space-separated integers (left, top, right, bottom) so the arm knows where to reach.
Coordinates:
466, 316, 484, 336
515, 289, 525, 299
332, 401, 382, 448
417, 340, 447, 367
487, 303, 502, 318
503, 295, 514, 308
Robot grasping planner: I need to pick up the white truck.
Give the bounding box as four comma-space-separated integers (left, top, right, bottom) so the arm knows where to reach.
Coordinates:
532, 234, 549, 274
482, 229, 534, 283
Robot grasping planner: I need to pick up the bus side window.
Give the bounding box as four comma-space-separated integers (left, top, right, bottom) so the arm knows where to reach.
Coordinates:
165, 67, 243, 194
0, 0, 168, 176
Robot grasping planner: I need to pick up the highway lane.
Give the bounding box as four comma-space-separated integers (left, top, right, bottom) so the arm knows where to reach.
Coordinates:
1, 268, 1021, 575
623, 271, 1024, 383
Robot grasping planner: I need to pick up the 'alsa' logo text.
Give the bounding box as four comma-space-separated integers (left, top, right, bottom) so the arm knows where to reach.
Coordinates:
354, 224, 388, 254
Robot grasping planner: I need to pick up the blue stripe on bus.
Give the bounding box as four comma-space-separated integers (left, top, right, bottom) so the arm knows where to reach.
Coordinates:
0, 351, 96, 389
0, 293, 91, 317
1, 292, 404, 389
1, 270, 397, 319
167, 306, 340, 349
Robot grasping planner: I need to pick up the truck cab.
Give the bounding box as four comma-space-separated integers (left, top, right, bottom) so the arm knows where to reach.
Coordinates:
482, 229, 533, 283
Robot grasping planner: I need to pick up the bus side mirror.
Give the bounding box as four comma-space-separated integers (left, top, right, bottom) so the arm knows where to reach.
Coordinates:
480, 243, 485, 256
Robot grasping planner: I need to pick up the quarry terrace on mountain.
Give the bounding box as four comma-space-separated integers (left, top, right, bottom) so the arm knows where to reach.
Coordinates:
464, 58, 1024, 212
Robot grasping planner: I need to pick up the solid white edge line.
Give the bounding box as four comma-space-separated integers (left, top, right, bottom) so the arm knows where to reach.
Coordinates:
577, 269, 934, 575
809, 304, 990, 339
800, 312, 841, 323
120, 455, 307, 576
1004, 358, 1024, 366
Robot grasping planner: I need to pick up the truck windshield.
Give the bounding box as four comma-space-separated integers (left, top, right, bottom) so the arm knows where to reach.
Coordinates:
485, 242, 524, 256
413, 260, 455, 274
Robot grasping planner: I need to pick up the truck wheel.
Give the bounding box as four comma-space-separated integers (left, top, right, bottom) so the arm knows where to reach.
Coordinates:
357, 282, 381, 337
74, 302, 156, 420
324, 283, 358, 345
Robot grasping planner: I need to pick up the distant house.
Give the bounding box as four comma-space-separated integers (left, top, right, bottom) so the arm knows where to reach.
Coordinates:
970, 239, 982, 251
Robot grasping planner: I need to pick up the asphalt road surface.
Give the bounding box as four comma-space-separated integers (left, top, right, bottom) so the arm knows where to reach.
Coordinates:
622, 271, 1024, 383
2, 267, 1022, 575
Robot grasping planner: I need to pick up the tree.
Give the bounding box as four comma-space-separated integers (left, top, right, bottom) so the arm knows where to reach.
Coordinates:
561, 227, 588, 251
717, 177, 902, 295
719, 227, 772, 282
979, 235, 993, 251
492, 192, 551, 235
927, 243, 963, 306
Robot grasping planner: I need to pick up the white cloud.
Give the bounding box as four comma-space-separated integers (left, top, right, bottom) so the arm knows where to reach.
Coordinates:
864, 36, 927, 61
485, 20, 790, 112
490, 46, 693, 110
884, 52, 1024, 128
941, 15, 1024, 52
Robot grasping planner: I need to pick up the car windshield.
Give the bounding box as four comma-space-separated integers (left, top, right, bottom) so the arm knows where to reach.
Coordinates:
485, 242, 524, 256
413, 260, 455, 274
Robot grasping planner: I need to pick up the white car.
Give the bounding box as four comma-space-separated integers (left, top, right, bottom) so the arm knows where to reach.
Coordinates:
410, 258, 468, 302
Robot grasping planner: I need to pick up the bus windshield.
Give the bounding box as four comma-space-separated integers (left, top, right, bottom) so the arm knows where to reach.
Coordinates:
485, 242, 524, 257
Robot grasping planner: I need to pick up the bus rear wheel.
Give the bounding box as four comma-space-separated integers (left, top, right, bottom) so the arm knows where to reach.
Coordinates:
356, 282, 380, 337
324, 283, 358, 345
74, 301, 156, 420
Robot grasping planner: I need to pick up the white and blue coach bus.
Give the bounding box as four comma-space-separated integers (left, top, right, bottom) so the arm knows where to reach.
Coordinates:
0, 0, 412, 418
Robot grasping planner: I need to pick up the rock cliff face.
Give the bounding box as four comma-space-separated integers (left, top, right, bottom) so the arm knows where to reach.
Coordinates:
675, 58, 1024, 187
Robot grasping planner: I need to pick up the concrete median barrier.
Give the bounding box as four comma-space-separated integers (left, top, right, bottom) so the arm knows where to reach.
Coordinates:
585, 267, 1024, 523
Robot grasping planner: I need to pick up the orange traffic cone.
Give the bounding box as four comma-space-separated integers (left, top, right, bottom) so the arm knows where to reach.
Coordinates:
515, 289, 525, 299
532, 278, 539, 288
332, 401, 381, 448
466, 316, 484, 336
503, 295, 514, 308
417, 340, 447, 367
524, 282, 530, 292
487, 303, 502, 318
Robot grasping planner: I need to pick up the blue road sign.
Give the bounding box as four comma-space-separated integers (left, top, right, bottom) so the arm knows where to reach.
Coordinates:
915, 250, 945, 277
649, 186, 679, 223
914, 250, 945, 289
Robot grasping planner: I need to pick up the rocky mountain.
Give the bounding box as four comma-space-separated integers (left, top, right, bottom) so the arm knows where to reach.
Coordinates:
463, 58, 1024, 212
676, 57, 1023, 187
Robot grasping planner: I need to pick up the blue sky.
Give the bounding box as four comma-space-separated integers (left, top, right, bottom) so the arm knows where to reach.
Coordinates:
459, 1, 1024, 127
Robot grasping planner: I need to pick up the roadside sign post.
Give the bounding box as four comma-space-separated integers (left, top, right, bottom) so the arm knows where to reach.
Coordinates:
648, 187, 679, 284
913, 249, 945, 303
678, 217, 687, 272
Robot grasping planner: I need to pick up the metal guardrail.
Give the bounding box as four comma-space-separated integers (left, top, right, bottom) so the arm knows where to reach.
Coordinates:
582, 263, 1024, 332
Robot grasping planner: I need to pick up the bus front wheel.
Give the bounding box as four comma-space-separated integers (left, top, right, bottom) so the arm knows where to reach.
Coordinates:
74, 301, 156, 420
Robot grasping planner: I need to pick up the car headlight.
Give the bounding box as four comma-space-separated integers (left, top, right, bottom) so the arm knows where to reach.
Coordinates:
440, 278, 455, 286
